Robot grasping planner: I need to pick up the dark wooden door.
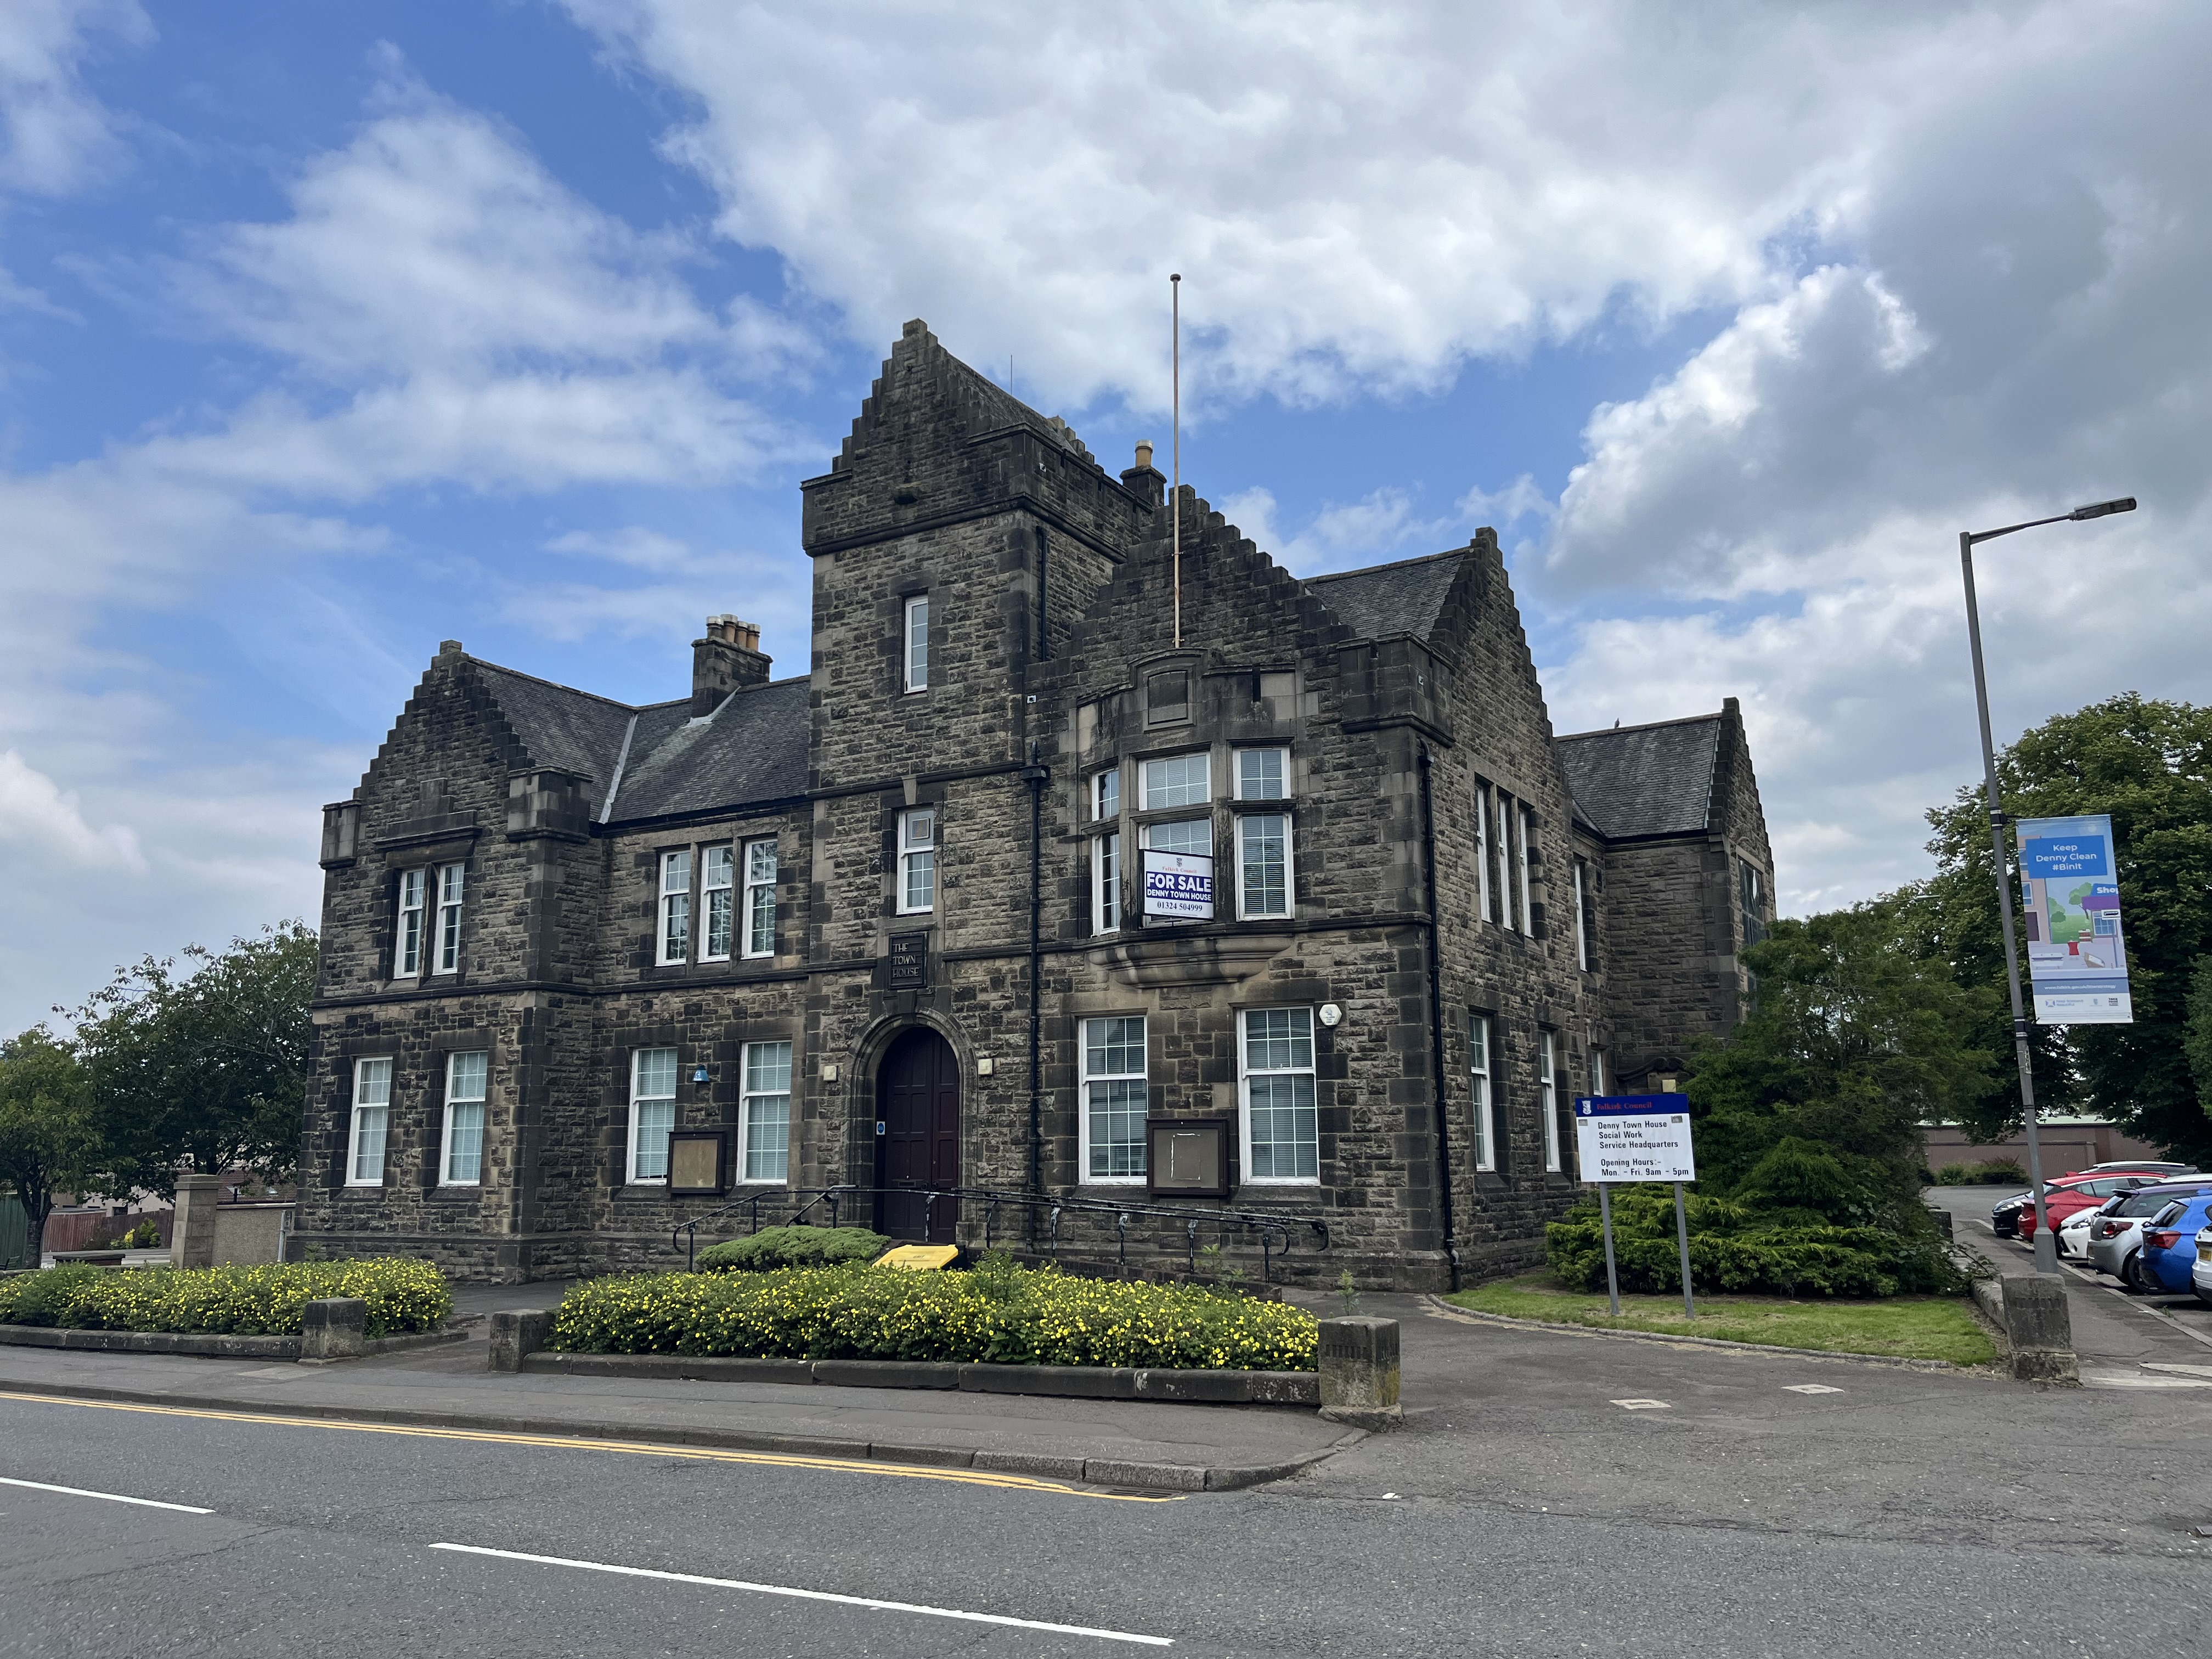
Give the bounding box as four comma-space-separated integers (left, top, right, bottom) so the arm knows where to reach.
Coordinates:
876, 1029, 960, 1242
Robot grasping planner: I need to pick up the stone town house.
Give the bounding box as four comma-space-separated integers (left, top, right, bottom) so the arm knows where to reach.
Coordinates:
302, 321, 1775, 1289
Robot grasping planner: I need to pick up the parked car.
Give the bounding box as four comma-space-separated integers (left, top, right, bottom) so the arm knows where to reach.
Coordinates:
2057, 1206, 2101, 1260
2089, 1178, 2212, 1284
2137, 1194, 2212, 1295
2007, 1171, 2168, 1242
2192, 1225, 2211, 1307
1999, 1177, 2185, 1238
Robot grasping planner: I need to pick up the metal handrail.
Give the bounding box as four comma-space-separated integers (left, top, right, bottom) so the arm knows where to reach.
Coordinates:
672, 1183, 1329, 1280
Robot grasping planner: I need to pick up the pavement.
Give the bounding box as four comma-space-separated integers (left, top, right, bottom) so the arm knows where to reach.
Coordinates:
0, 1280, 1350, 1491
1921, 1184, 2212, 1384
5, 1277, 2209, 1656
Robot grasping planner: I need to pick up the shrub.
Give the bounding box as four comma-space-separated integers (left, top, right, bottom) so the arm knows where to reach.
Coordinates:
1546, 1187, 1967, 1299
695, 1226, 893, 1273
1932, 1159, 2027, 1186
549, 1259, 1318, 1372
0, 1257, 450, 1338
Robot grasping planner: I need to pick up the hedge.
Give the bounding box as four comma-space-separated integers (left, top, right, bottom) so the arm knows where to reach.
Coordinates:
0, 1259, 452, 1338
696, 1226, 892, 1272
1547, 1188, 1967, 1299
550, 1259, 1318, 1371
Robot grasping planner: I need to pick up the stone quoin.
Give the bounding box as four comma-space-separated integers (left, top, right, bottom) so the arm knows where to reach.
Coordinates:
298, 321, 1775, 1289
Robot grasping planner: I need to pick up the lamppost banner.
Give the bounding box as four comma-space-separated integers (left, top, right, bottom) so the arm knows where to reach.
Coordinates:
2017, 813, 2134, 1025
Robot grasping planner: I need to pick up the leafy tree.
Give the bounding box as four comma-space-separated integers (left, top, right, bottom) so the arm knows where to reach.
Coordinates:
1686, 900, 2001, 1220
1915, 694, 2212, 1161
0, 1026, 100, 1267
68, 924, 318, 1197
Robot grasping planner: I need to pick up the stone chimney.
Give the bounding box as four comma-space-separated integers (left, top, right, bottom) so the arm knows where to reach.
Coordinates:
692, 615, 771, 716
1120, 439, 1165, 509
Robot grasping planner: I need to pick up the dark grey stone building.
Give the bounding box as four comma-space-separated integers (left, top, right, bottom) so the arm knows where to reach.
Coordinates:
301, 321, 1775, 1288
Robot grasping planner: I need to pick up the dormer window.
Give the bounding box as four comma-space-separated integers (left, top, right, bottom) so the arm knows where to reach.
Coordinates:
903, 595, 929, 692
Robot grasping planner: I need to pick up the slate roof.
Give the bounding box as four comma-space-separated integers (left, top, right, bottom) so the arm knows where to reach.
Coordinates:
1305, 551, 1465, 644
1554, 715, 1723, 840
610, 679, 811, 822
466, 658, 808, 825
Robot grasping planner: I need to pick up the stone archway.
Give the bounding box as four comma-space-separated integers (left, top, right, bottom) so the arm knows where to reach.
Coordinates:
875, 1027, 960, 1242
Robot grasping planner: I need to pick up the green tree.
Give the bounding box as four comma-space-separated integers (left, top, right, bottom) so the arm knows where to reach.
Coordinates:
0, 1026, 100, 1266
69, 923, 319, 1197
1687, 901, 2001, 1218
1915, 694, 2212, 1161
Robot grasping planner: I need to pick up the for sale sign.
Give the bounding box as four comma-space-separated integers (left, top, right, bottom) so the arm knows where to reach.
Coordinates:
1573, 1094, 1696, 1184
1142, 849, 1214, 920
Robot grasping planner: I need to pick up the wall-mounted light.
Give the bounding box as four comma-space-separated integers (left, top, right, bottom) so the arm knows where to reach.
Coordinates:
692, 1065, 712, 1085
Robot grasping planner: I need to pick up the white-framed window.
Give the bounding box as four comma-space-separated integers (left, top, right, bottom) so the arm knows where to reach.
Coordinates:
1139, 752, 1210, 809
627, 1047, 678, 1183
898, 808, 935, 913
435, 862, 465, 974
1590, 1047, 1607, 1097
658, 849, 692, 965
1240, 1007, 1319, 1183
1081, 1015, 1147, 1183
1474, 783, 1493, 927
1234, 747, 1288, 802
740, 1040, 792, 1184
1093, 831, 1121, 933
1540, 1030, 1561, 1173
1092, 768, 1120, 821
1470, 1014, 1495, 1173
347, 1057, 392, 1187
701, 844, 735, 962
1517, 806, 1536, 936
743, 837, 777, 958
442, 1050, 487, 1186
1235, 812, 1293, 918
1496, 793, 1517, 933
1573, 859, 1590, 970
394, 869, 425, 977
903, 594, 929, 693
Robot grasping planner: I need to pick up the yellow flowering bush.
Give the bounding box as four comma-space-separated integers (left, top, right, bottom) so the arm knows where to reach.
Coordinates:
550, 1259, 1319, 1372
0, 1259, 451, 1338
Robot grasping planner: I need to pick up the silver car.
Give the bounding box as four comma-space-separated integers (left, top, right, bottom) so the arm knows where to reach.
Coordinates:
2087, 1178, 2212, 1284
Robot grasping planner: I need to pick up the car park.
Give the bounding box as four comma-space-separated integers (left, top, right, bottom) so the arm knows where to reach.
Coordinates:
2137, 1194, 2212, 1295
1991, 1164, 2194, 1239
2087, 1177, 2212, 1286
2011, 1172, 2164, 1243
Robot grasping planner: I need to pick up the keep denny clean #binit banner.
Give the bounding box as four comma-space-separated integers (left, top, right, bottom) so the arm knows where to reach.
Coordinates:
2017, 813, 2134, 1025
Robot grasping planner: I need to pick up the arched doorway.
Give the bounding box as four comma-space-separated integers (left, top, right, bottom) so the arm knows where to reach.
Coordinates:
876, 1028, 960, 1242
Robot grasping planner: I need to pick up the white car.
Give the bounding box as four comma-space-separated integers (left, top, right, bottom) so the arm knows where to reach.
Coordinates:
2192, 1224, 2211, 1306
2057, 1206, 2100, 1260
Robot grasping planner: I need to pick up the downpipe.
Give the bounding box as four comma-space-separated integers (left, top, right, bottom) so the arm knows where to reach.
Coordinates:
1417, 741, 1462, 1292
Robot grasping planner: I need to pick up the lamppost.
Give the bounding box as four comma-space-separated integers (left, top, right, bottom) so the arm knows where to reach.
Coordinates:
1959, 496, 2135, 1273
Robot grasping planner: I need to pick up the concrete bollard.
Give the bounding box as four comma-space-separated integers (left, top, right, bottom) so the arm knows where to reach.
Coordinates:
298, 1297, 368, 1363
2000, 1274, 2078, 1384
1317, 1316, 1401, 1428
1928, 1207, 1954, 1240
488, 1308, 556, 1373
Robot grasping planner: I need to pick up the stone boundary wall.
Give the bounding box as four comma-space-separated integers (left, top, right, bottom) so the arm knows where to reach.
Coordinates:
0, 1323, 469, 1361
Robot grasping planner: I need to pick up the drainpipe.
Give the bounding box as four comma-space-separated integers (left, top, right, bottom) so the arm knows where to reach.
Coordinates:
1020, 740, 1052, 1244
1416, 742, 1462, 1291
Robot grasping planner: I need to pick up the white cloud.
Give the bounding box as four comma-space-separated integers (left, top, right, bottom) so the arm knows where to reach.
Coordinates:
0, 749, 145, 871
0, 0, 147, 196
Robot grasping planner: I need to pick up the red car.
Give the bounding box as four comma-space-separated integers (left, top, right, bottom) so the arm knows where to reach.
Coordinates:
2016, 1170, 2168, 1242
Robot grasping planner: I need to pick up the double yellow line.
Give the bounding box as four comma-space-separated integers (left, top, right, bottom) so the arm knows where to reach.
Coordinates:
0, 1390, 1184, 1503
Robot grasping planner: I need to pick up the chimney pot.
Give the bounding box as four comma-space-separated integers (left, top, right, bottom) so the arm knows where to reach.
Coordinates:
691, 616, 771, 715
1134, 440, 1154, 469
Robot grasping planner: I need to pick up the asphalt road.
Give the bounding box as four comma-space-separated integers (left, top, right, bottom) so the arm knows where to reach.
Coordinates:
6, 1309, 2211, 1659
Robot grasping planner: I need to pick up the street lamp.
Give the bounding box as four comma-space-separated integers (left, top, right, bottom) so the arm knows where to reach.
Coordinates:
1958, 496, 2136, 1273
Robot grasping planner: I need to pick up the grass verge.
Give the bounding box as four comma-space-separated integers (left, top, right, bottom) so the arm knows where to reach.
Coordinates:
1444, 1274, 1996, 1365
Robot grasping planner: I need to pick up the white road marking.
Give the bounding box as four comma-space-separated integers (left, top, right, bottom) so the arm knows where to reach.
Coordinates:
2142, 1361, 2212, 1379
1783, 1384, 1844, 1395
1610, 1398, 1671, 1410
430, 1542, 1175, 1646
0, 1475, 211, 1514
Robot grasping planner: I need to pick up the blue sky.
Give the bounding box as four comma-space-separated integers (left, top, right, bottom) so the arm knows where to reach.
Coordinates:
3, 1, 2208, 1032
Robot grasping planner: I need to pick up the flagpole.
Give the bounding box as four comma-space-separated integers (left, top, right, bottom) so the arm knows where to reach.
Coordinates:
1171, 272, 1181, 651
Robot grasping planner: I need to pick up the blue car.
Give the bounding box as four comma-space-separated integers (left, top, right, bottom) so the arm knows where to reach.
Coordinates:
2139, 1194, 2212, 1295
